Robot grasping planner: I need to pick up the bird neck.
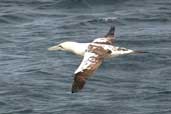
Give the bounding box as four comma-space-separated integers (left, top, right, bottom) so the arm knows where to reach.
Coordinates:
64, 42, 88, 56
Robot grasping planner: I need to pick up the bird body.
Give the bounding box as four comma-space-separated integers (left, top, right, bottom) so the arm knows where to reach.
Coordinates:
48, 26, 145, 93
48, 41, 134, 58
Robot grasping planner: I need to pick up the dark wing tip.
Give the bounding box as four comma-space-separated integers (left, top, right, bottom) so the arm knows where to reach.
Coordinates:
104, 25, 115, 38
72, 74, 86, 93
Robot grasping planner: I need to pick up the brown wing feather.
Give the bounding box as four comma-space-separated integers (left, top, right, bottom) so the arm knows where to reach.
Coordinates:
93, 26, 115, 45
104, 26, 115, 38
72, 73, 86, 93
72, 44, 111, 93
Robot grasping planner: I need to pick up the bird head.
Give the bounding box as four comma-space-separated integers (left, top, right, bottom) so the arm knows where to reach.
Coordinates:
48, 41, 76, 51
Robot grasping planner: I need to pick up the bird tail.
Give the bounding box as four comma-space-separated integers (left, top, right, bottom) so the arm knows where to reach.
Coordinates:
133, 51, 149, 54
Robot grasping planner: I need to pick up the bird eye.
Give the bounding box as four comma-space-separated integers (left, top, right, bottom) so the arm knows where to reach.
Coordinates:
122, 48, 128, 51
58, 45, 63, 48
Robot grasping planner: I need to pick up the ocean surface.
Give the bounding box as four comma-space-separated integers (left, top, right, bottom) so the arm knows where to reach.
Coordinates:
0, 0, 171, 114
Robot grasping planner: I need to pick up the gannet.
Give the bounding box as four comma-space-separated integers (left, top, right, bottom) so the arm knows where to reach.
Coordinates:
48, 26, 145, 93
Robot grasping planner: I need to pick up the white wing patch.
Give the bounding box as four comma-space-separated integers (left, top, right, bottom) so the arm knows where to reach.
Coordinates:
92, 37, 114, 45
93, 38, 110, 43
74, 52, 98, 75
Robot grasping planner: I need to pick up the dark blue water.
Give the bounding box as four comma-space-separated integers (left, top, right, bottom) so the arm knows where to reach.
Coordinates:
0, 0, 171, 114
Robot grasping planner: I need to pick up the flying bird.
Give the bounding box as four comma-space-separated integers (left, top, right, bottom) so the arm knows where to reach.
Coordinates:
48, 26, 145, 93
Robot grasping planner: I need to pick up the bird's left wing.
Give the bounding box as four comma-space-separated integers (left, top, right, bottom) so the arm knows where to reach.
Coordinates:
72, 43, 111, 93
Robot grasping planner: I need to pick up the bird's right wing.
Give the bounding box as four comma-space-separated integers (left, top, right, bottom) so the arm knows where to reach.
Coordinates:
72, 43, 111, 93
104, 26, 115, 38
93, 26, 115, 45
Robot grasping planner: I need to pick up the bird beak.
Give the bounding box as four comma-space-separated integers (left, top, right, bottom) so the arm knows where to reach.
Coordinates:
48, 45, 61, 51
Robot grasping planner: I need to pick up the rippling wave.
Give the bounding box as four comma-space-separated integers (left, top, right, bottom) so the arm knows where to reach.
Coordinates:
0, 0, 171, 114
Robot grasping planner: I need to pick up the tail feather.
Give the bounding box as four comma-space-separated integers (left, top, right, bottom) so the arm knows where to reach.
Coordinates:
133, 51, 149, 54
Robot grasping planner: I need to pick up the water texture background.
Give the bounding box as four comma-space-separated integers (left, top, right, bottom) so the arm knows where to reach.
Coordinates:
0, 0, 171, 114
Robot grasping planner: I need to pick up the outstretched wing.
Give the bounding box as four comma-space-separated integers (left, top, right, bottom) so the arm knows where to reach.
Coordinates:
93, 26, 115, 45
72, 43, 111, 93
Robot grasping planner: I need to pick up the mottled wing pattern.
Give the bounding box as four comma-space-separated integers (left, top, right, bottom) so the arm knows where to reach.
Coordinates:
93, 26, 115, 45
72, 44, 111, 93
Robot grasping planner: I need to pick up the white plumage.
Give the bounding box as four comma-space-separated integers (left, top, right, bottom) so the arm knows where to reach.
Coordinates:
48, 26, 145, 93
